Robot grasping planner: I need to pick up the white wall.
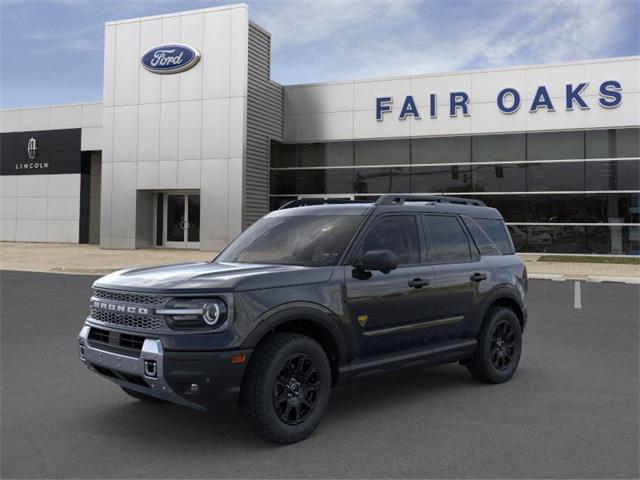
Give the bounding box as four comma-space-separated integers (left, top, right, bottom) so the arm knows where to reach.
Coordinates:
100, 4, 249, 250
0, 174, 81, 243
0, 102, 103, 149
283, 57, 640, 142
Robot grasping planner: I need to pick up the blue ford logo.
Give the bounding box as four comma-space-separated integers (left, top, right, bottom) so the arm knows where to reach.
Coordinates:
141, 44, 201, 74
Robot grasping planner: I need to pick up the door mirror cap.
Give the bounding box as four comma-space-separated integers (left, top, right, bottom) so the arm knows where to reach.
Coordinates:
356, 249, 398, 274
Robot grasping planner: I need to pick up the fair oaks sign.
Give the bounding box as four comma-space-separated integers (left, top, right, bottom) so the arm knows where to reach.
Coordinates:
376, 80, 623, 121
141, 44, 201, 74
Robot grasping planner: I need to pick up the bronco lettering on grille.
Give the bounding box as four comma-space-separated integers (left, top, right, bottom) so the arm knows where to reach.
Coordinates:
91, 301, 150, 315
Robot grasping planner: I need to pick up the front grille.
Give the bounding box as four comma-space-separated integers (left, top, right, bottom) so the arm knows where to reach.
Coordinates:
120, 333, 144, 351
93, 289, 167, 307
88, 327, 110, 343
90, 308, 166, 331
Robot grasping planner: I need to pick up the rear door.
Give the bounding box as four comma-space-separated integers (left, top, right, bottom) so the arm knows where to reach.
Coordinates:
421, 214, 492, 341
344, 214, 436, 358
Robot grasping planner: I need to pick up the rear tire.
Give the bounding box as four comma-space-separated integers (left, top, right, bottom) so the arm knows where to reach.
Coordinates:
467, 307, 522, 384
121, 387, 165, 403
239, 333, 331, 444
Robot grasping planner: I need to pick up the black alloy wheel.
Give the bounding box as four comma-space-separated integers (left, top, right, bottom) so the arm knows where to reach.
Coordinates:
490, 320, 516, 370
273, 353, 321, 425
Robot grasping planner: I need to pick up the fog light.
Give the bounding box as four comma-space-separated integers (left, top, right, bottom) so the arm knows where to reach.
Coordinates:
79, 345, 85, 360
144, 360, 157, 378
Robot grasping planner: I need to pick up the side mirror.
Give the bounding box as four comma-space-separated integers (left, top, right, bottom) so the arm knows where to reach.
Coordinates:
356, 249, 398, 274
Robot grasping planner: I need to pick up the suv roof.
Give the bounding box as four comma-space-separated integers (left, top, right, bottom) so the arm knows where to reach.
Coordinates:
275, 195, 504, 220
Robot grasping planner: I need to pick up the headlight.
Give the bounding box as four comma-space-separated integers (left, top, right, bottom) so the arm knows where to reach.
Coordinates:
158, 298, 227, 330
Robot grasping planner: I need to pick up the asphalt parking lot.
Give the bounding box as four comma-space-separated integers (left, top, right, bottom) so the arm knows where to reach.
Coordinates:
1, 270, 638, 479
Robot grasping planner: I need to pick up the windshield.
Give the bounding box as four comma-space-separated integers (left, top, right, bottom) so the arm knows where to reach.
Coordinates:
217, 215, 363, 267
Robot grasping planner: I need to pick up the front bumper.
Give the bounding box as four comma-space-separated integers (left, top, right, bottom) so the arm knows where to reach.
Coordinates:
77, 325, 251, 410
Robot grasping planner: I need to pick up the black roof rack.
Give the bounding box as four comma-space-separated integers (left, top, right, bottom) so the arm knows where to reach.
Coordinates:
375, 194, 486, 207
279, 198, 370, 209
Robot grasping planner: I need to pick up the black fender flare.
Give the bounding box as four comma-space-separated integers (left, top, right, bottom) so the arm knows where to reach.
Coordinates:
240, 302, 349, 366
475, 285, 526, 335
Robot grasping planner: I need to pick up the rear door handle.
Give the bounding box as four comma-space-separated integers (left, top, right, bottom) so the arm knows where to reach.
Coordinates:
470, 272, 488, 282
408, 278, 430, 289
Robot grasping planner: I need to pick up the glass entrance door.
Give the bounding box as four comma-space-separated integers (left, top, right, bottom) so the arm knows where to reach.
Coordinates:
164, 193, 200, 249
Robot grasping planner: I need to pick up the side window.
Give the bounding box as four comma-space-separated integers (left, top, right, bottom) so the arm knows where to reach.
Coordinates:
423, 215, 472, 263
463, 217, 501, 256
476, 219, 515, 254
360, 215, 420, 265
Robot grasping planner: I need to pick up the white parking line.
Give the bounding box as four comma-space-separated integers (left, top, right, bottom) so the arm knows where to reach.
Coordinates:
574, 281, 582, 309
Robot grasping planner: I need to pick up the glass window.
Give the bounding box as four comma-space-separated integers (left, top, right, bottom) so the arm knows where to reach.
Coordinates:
585, 160, 640, 191
355, 139, 409, 166
217, 214, 363, 267
507, 225, 527, 252
472, 163, 526, 192
585, 128, 640, 158
325, 142, 354, 166
586, 226, 640, 255
463, 218, 501, 256
360, 215, 420, 265
527, 131, 584, 160
297, 144, 325, 167
269, 197, 297, 211
476, 218, 515, 254
423, 215, 472, 263
472, 134, 525, 163
585, 193, 640, 224
526, 194, 585, 222
412, 136, 471, 164
527, 162, 585, 191
472, 195, 528, 222
411, 165, 473, 193
354, 167, 410, 194
270, 142, 296, 168
519, 225, 586, 254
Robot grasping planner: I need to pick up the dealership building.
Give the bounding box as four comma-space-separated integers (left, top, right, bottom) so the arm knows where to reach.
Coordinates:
1, 4, 638, 254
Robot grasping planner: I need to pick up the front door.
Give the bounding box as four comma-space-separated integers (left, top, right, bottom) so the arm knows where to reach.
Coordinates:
164, 193, 200, 249
344, 214, 436, 358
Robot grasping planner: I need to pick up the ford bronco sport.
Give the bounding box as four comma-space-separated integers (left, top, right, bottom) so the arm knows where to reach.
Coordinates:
78, 194, 527, 444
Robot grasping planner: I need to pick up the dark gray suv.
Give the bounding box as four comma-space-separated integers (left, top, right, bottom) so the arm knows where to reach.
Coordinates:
78, 195, 527, 444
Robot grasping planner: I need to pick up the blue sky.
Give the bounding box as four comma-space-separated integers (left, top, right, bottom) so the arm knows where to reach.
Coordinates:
1, 0, 638, 108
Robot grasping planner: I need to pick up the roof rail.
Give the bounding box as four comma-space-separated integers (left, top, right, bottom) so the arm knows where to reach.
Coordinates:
375, 194, 487, 207
279, 198, 371, 209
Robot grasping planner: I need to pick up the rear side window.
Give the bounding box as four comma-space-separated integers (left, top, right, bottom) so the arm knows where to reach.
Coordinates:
476, 218, 515, 254
423, 215, 472, 263
360, 215, 420, 265
463, 217, 502, 256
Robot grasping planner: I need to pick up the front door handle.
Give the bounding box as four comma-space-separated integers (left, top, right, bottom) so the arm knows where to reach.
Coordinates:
408, 278, 430, 289
470, 272, 488, 282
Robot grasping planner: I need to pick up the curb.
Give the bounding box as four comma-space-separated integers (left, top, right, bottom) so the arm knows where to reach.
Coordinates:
529, 273, 640, 284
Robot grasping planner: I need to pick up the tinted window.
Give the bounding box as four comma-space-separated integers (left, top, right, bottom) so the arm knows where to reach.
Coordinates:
585, 160, 639, 191
527, 131, 584, 160
355, 139, 409, 166
476, 218, 515, 254
217, 215, 362, 267
472, 163, 526, 192
354, 167, 410, 194
423, 215, 472, 263
412, 136, 470, 164
472, 134, 525, 163
360, 215, 420, 265
463, 218, 501, 256
411, 165, 473, 193
527, 161, 585, 191
585, 128, 640, 158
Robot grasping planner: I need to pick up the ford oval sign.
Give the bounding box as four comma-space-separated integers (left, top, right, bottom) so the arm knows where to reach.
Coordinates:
141, 44, 201, 74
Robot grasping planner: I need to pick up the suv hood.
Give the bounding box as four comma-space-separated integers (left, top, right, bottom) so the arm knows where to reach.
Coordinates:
92, 261, 335, 294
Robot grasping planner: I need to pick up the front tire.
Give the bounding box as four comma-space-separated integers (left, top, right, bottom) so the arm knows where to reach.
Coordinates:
467, 307, 522, 384
239, 333, 331, 444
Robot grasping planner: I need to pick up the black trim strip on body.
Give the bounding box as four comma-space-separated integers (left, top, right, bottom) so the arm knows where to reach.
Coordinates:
363, 315, 464, 337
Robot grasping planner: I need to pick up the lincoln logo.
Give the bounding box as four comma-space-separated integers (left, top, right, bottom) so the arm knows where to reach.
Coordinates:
92, 300, 150, 315
27, 137, 38, 160
141, 44, 200, 74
